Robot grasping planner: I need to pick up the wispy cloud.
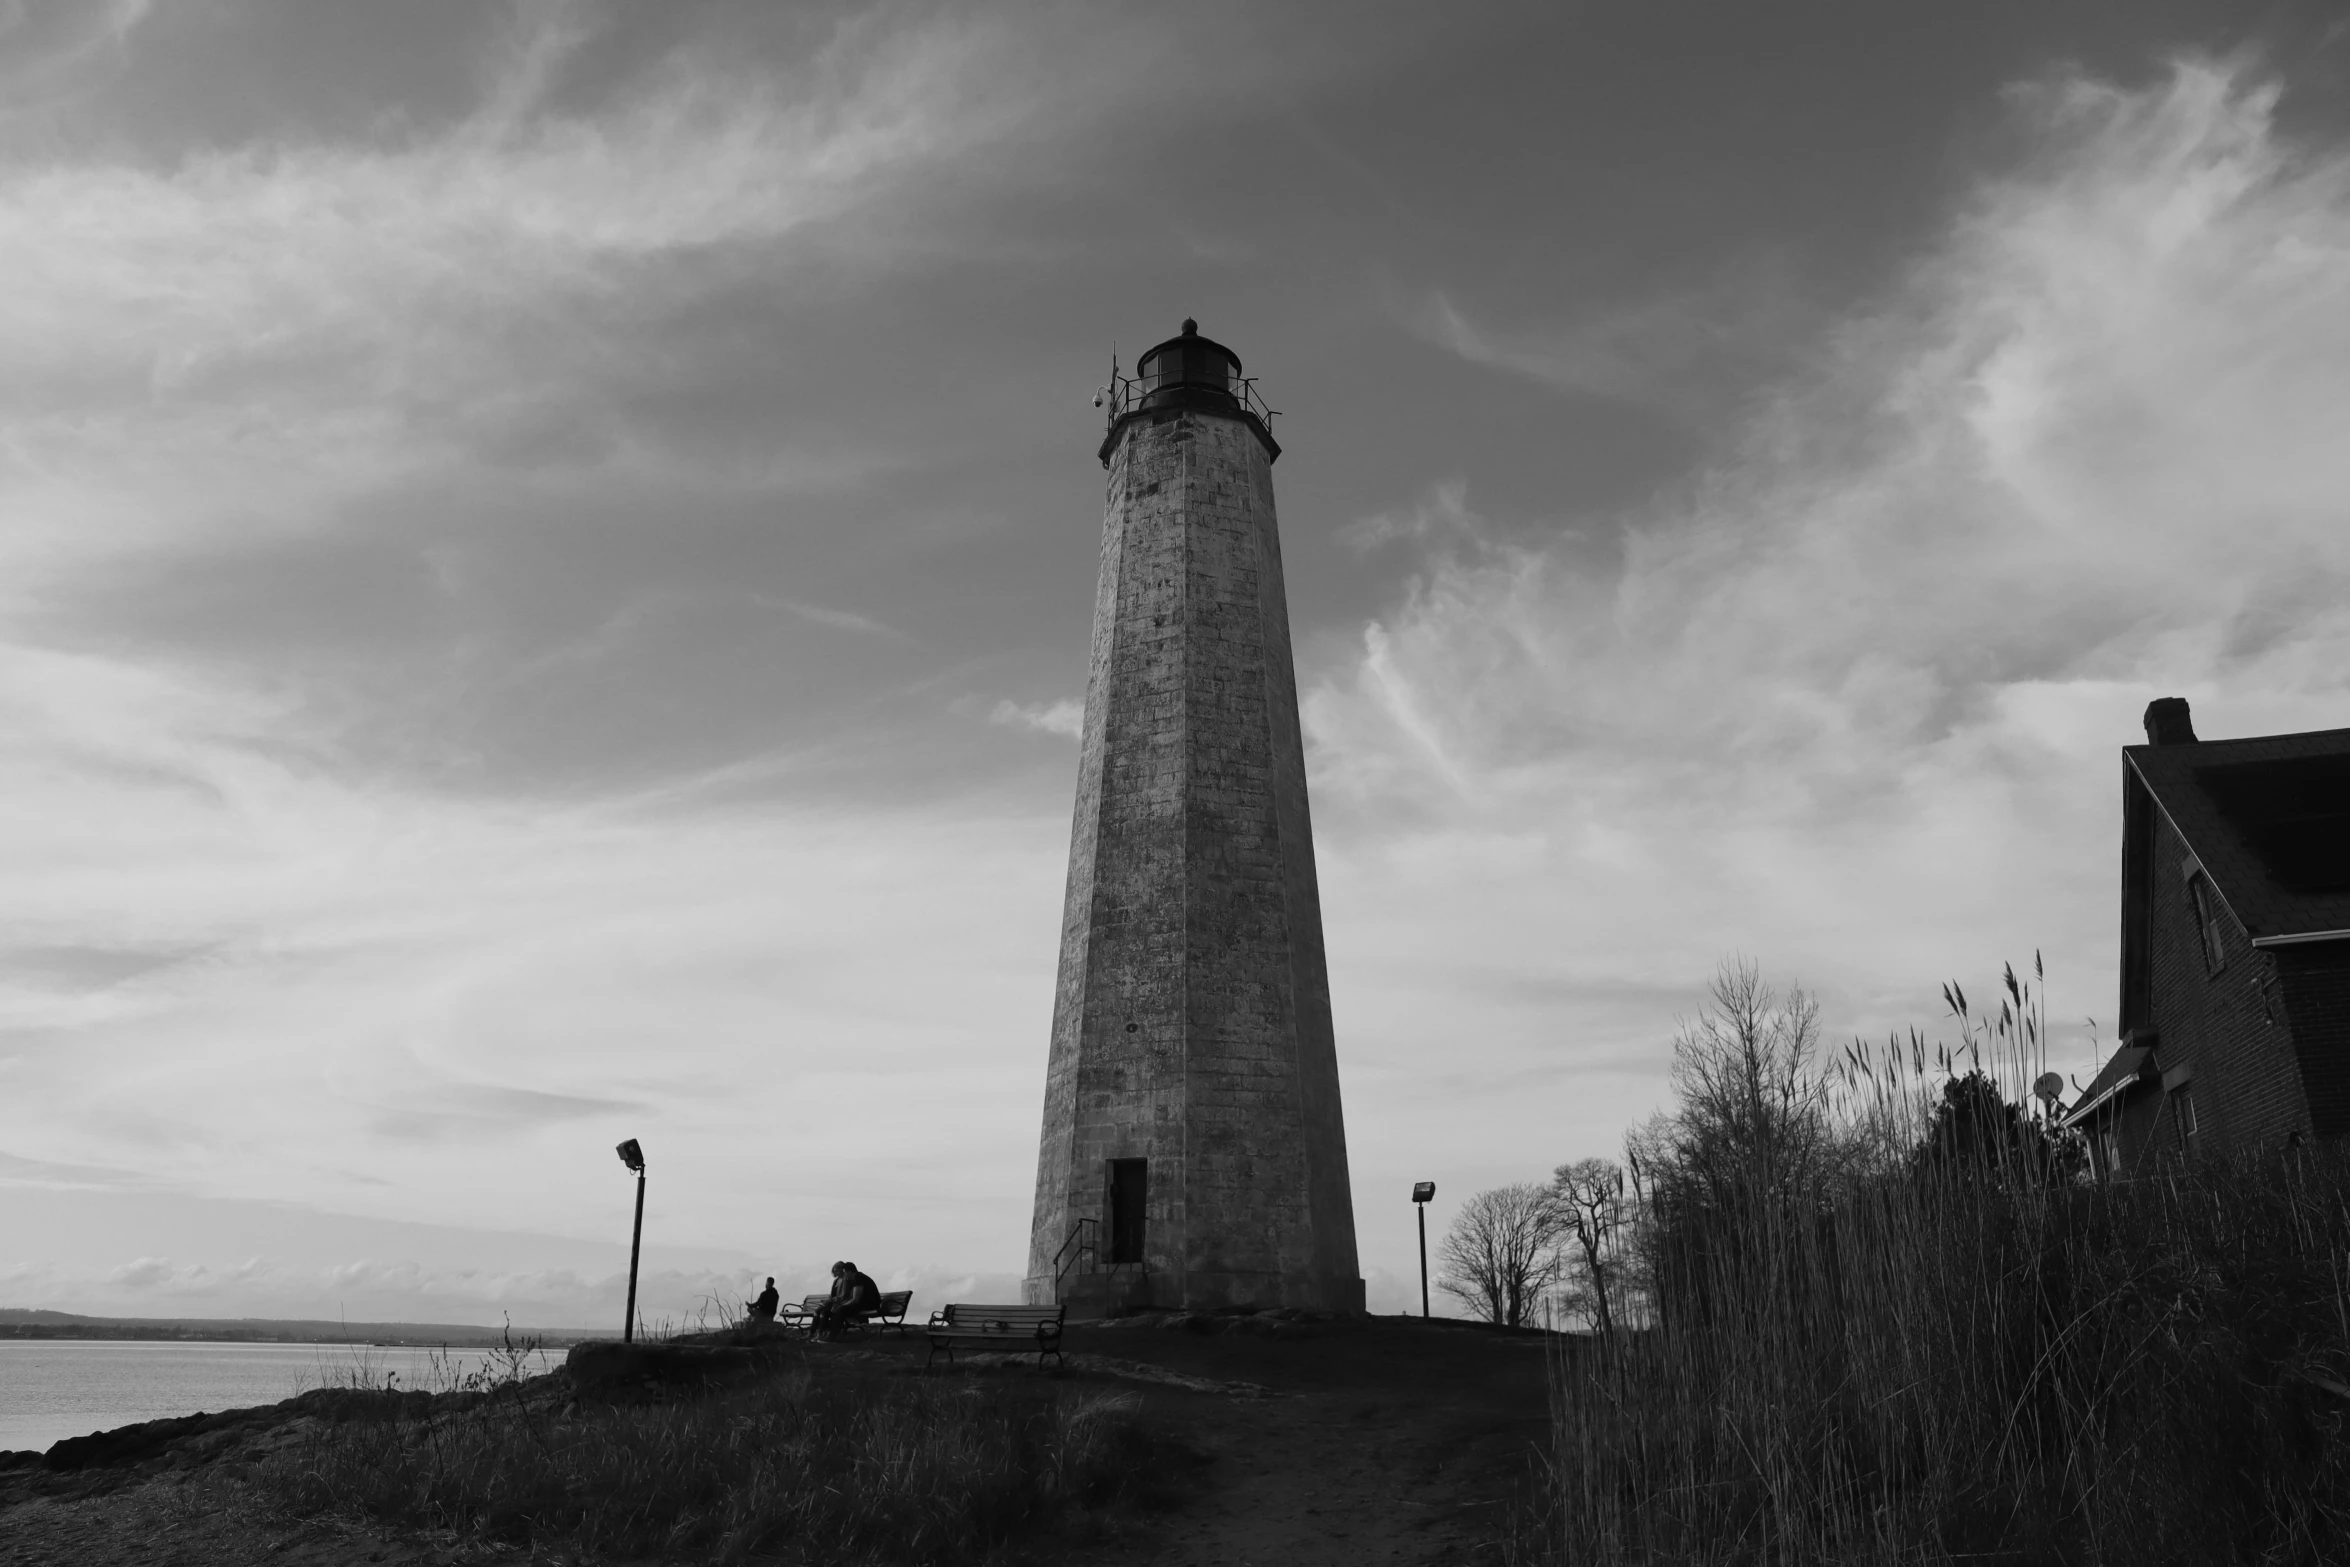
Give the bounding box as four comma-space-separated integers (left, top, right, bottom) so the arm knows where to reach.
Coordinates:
7, 12, 2334, 1324
1312, 56, 2350, 1182
0, 4, 1395, 1296
0, 2, 1090, 1242
366, 1084, 651, 1146
1337, 477, 1482, 553
0, 6, 1051, 579
988, 697, 1084, 739
0, 0, 150, 108
1409, 259, 1815, 416
0, 1149, 154, 1191
0, 768, 1069, 1230
774, 599, 909, 640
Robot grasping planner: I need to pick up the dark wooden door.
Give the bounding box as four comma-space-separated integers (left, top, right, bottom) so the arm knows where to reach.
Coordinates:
1108, 1158, 1148, 1265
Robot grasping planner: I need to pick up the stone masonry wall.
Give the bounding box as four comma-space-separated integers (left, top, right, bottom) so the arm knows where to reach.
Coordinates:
1022, 434, 1131, 1296
1174, 413, 1360, 1307
1025, 411, 1190, 1297
1024, 404, 1362, 1309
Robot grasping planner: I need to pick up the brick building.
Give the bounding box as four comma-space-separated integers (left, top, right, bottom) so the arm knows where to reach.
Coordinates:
2064, 698, 2350, 1172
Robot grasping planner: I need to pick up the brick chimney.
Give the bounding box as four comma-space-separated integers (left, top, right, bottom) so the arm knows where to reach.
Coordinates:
2143, 697, 2197, 746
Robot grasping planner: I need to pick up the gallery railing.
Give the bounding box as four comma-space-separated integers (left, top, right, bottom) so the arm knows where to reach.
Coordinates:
1096, 369, 1280, 435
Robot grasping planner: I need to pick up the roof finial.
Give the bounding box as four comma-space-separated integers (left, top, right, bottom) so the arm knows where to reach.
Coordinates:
1181, 317, 1198, 336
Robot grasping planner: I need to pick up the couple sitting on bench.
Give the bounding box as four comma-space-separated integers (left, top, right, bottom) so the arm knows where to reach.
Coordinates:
745, 1262, 885, 1336
812, 1261, 882, 1336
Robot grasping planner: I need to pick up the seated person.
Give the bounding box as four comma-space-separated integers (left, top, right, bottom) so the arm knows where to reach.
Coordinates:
812, 1261, 882, 1336
747, 1276, 780, 1323
796, 1261, 846, 1331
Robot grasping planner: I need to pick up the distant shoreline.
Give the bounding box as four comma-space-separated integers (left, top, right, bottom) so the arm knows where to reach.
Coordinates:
0, 1309, 598, 1349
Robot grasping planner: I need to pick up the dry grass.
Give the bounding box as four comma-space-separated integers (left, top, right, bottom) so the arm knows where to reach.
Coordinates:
258, 1364, 1157, 1564
1514, 966, 2350, 1566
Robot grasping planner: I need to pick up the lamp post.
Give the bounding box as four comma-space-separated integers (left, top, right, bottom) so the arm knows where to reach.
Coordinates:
616, 1139, 646, 1343
1412, 1181, 1435, 1318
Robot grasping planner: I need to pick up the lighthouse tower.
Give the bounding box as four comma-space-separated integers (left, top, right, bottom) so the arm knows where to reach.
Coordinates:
1023, 321, 1363, 1314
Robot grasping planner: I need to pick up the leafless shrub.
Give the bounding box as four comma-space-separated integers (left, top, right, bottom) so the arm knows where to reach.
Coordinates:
1656, 958, 1849, 1201
1438, 1181, 1563, 1327
1550, 1158, 1632, 1335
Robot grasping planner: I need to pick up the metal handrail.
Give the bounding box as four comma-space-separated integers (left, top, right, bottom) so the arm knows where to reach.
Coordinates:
1095, 367, 1280, 435
1052, 1217, 1097, 1290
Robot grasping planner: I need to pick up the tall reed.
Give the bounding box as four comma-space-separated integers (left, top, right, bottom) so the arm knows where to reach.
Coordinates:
1519, 964, 2350, 1565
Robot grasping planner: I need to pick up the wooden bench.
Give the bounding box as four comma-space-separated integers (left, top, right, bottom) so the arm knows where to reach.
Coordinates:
776, 1294, 830, 1331
843, 1290, 914, 1335
788, 1289, 915, 1337
924, 1302, 1065, 1369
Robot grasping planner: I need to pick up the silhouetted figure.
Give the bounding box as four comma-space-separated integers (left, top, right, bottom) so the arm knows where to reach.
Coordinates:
748, 1276, 779, 1323
814, 1260, 881, 1336
799, 1261, 845, 1334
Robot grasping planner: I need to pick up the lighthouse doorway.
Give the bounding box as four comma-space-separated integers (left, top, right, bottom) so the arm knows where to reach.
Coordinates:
1107, 1158, 1148, 1266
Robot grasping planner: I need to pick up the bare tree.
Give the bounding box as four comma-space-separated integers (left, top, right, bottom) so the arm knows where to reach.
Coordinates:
1551, 1157, 1631, 1335
1627, 960, 1871, 1325
1663, 958, 1842, 1206
1437, 1182, 1561, 1327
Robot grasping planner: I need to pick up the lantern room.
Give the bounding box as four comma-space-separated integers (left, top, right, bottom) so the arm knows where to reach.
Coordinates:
1136, 318, 1241, 407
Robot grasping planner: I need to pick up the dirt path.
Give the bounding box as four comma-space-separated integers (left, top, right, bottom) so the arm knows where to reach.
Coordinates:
1094, 1388, 1522, 1565
1043, 1315, 1551, 1566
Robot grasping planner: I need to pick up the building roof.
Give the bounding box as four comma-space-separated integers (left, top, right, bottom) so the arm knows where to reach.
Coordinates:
2126, 725, 2350, 944
2060, 1045, 2153, 1128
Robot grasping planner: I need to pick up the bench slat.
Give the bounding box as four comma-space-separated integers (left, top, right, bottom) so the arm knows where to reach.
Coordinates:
924, 1302, 1066, 1369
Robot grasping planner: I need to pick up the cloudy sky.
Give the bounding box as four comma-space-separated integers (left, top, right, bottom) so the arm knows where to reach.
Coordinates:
5, 0, 2350, 1326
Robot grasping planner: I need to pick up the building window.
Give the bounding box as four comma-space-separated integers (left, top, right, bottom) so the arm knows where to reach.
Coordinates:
2174, 1087, 2199, 1145
2187, 874, 2228, 973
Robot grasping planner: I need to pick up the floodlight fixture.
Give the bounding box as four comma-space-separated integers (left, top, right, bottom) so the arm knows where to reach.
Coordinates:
616, 1138, 645, 1173
1412, 1181, 1435, 1203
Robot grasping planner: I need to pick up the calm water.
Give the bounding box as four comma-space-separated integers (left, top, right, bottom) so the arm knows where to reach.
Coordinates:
0, 1339, 563, 1455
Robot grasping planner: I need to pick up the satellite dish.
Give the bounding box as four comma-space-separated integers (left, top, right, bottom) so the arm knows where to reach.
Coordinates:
2033, 1072, 2064, 1106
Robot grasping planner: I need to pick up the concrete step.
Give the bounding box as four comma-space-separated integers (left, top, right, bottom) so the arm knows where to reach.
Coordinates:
1058, 1270, 1156, 1320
